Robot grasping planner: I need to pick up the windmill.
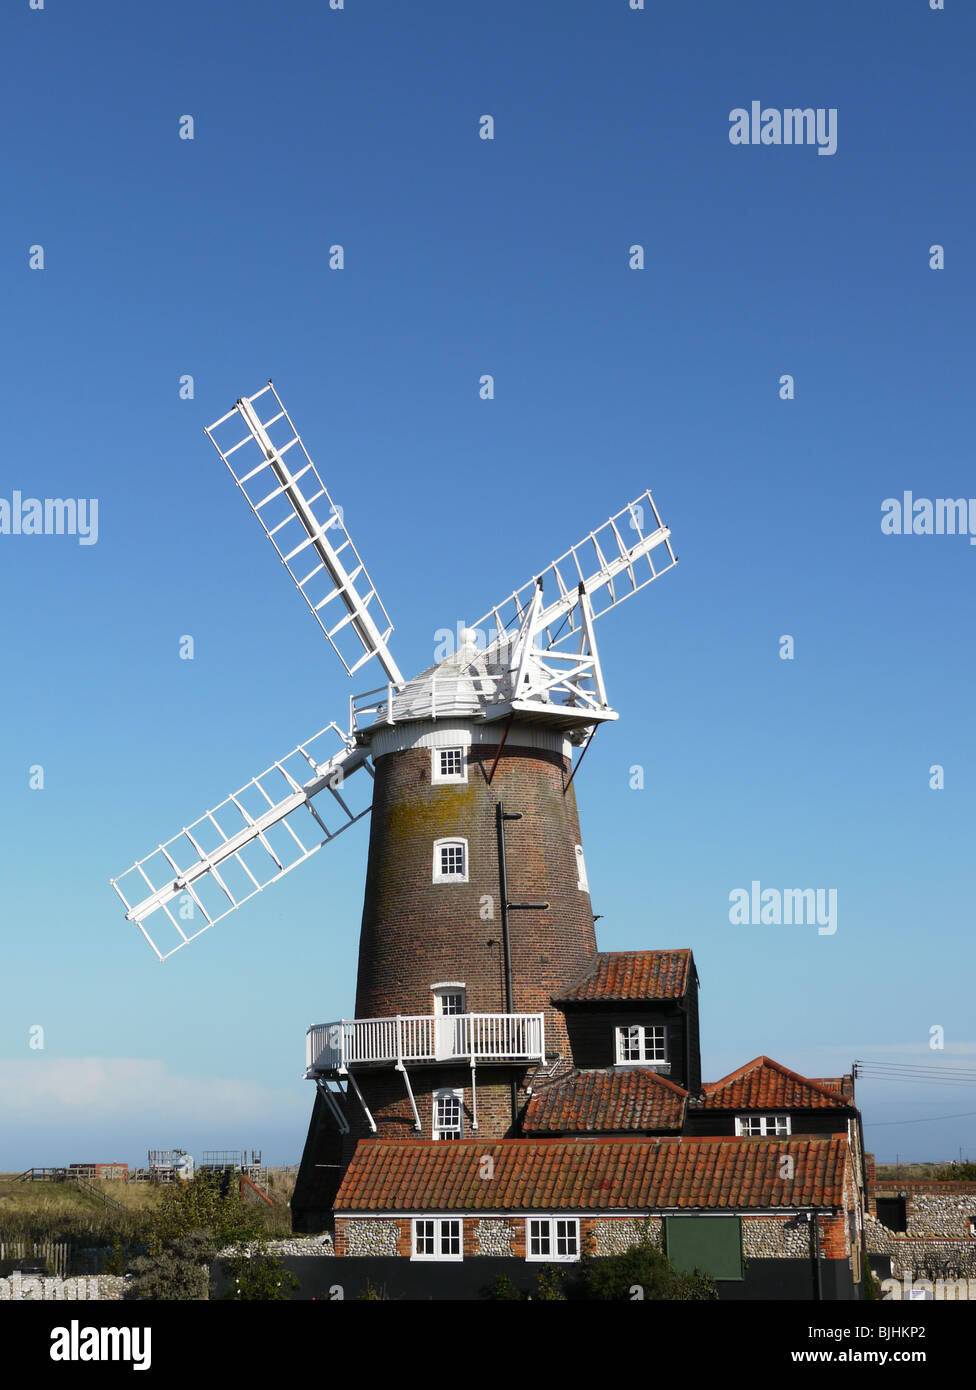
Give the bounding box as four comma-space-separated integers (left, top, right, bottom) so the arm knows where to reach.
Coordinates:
110, 381, 678, 1228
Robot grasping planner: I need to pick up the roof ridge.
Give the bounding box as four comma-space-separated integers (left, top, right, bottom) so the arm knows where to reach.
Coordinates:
703, 1055, 852, 1104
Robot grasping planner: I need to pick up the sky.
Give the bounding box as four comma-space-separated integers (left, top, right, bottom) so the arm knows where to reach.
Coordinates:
1, 0, 974, 1170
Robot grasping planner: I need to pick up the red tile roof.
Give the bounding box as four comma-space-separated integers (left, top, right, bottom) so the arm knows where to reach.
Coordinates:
697, 1057, 852, 1111
524, 1069, 687, 1134
335, 1135, 850, 1213
810, 1076, 855, 1101
554, 950, 693, 1003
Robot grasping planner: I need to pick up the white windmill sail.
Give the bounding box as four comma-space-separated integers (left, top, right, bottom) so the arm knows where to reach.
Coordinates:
471, 489, 676, 654
112, 382, 678, 961
110, 724, 373, 961
428, 490, 678, 721
206, 383, 404, 685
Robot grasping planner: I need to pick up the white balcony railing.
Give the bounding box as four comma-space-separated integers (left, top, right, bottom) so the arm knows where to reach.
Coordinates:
305, 1012, 545, 1076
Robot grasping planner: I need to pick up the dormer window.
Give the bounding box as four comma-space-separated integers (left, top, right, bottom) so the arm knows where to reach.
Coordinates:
433, 838, 468, 883
432, 746, 467, 785
615, 1024, 667, 1065
735, 1114, 791, 1137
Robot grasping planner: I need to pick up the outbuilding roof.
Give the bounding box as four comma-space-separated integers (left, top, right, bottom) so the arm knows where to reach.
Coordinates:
696, 1057, 853, 1111
335, 1134, 850, 1213
554, 949, 694, 1004
524, 1068, 687, 1134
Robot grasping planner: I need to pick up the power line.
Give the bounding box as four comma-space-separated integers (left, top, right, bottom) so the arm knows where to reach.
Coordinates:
867, 1109, 976, 1127
855, 1060, 976, 1087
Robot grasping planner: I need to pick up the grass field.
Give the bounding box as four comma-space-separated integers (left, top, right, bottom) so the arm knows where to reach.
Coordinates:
874, 1162, 969, 1181
0, 1169, 298, 1247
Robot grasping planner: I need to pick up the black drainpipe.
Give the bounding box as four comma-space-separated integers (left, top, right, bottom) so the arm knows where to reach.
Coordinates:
809, 1210, 823, 1301
495, 801, 549, 1129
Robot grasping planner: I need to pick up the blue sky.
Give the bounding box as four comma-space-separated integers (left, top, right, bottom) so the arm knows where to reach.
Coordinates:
1, 0, 974, 1169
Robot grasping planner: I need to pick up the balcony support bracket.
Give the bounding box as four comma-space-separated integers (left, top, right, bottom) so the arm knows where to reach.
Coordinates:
396, 1062, 422, 1132
346, 1071, 377, 1133
316, 1079, 350, 1136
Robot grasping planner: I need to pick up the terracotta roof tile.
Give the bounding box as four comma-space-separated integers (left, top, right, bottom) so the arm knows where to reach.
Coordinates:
697, 1057, 853, 1111
335, 1135, 850, 1213
524, 1069, 686, 1134
810, 1075, 855, 1101
554, 950, 693, 1003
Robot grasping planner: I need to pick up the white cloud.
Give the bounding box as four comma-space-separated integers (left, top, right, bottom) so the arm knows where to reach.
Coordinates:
0, 1057, 298, 1126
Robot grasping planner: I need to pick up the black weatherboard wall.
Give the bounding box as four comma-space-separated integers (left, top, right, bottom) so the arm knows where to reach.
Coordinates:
562, 1003, 693, 1089
209, 1253, 857, 1301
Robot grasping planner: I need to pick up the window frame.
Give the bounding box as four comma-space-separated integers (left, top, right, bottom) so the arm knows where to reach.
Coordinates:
614, 1023, 668, 1066
525, 1216, 580, 1263
575, 844, 589, 892
431, 745, 468, 785
431, 982, 467, 1016
734, 1113, 792, 1137
432, 1087, 465, 1141
411, 1217, 463, 1262
432, 837, 468, 884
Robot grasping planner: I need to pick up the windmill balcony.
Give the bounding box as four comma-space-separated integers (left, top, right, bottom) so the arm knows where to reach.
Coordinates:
305, 1012, 545, 1078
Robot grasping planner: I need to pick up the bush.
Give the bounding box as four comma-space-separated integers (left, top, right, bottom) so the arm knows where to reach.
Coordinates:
861, 1247, 882, 1301
489, 1274, 523, 1300
933, 1160, 976, 1181
225, 1244, 299, 1301
533, 1264, 567, 1300
145, 1173, 265, 1255
582, 1221, 718, 1301
358, 1278, 392, 1300
127, 1231, 215, 1300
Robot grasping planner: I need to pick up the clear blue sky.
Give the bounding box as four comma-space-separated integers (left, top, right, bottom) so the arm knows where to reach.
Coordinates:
1, 0, 973, 1169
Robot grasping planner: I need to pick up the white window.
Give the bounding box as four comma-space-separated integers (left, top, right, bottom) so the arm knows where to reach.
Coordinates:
615, 1025, 668, 1065
433, 838, 468, 883
412, 1218, 463, 1261
433, 1088, 464, 1140
526, 1217, 580, 1262
432, 984, 466, 1016
575, 845, 588, 891
735, 1114, 791, 1137
432, 746, 467, 784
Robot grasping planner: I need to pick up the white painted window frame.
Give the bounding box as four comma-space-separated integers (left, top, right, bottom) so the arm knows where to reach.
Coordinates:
411, 1217, 463, 1262
432, 837, 468, 883
525, 1216, 580, 1263
432, 983, 467, 1016
734, 1114, 792, 1137
614, 1024, 668, 1065
575, 844, 588, 891
433, 1087, 465, 1141
431, 745, 467, 785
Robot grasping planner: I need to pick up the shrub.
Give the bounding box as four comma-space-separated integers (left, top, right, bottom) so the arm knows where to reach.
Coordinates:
225, 1244, 299, 1301
933, 1160, 976, 1181
126, 1231, 215, 1300
145, 1173, 265, 1255
861, 1247, 882, 1301
582, 1221, 717, 1301
489, 1274, 523, 1300
533, 1264, 567, 1300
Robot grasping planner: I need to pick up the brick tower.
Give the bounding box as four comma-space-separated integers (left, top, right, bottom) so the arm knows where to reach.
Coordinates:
292, 641, 605, 1229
